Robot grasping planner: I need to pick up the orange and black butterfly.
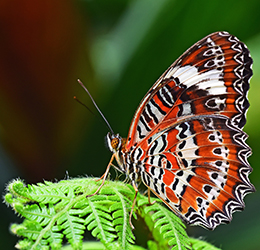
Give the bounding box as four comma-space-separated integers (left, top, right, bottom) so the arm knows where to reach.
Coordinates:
83, 31, 255, 230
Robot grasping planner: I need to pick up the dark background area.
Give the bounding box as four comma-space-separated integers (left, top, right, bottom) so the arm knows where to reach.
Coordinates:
0, 0, 260, 249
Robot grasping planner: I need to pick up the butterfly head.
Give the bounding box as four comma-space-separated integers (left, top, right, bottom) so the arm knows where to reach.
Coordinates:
106, 132, 126, 153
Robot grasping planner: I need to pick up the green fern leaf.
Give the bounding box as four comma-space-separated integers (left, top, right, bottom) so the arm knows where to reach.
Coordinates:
27, 182, 69, 204
56, 210, 85, 247
5, 178, 115, 249
138, 197, 191, 250
100, 182, 136, 249
83, 195, 116, 246
10, 220, 52, 250
190, 238, 221, 250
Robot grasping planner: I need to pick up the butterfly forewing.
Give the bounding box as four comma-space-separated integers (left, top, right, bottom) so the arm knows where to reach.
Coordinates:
122, 31, 254, 229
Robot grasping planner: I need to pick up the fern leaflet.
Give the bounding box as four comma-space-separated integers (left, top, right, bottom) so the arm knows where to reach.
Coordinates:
137, 196, 191, 250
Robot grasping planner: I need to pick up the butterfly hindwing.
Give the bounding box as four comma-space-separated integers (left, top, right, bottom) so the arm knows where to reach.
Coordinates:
139, 116, 253, 229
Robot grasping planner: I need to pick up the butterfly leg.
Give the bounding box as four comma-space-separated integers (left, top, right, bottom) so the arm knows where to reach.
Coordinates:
96, 172, 106, 182
129, 181, 138, 230
148, 189, 156, 205
96, 162, 119, 181
87, 154, 115, 197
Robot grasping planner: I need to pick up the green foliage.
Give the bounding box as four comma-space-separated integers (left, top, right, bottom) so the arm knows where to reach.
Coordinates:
189, 238, 221, 250
4, 178, 220, 250
138, 198, 191, 250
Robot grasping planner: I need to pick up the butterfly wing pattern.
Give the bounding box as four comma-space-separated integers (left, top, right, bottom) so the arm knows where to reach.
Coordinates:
107, 31, 254, 230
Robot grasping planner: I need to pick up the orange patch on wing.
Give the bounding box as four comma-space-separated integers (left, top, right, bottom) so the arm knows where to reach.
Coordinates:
163, 169, 175, 186
165, 186, 178, 203
182, 186, 201, 210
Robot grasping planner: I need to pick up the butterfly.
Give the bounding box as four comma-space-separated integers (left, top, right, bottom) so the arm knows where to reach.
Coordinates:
82, 31, 255, 230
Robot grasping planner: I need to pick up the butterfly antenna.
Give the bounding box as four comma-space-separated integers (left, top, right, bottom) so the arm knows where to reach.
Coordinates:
77, 79, 114, 135
74, 96, 98, 117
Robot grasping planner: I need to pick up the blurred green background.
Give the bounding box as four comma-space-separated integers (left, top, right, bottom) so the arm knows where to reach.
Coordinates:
0, 0, 260, 249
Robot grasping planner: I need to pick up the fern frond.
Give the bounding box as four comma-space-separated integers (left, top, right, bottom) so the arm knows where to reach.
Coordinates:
5, 178, 222, 250
137, 196, 191, 250
190, 238, 221, 250
82, 195, 116, 247
102, 182, 136, 249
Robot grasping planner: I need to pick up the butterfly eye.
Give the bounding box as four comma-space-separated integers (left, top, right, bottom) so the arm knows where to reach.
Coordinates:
111, 137, 120, 150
